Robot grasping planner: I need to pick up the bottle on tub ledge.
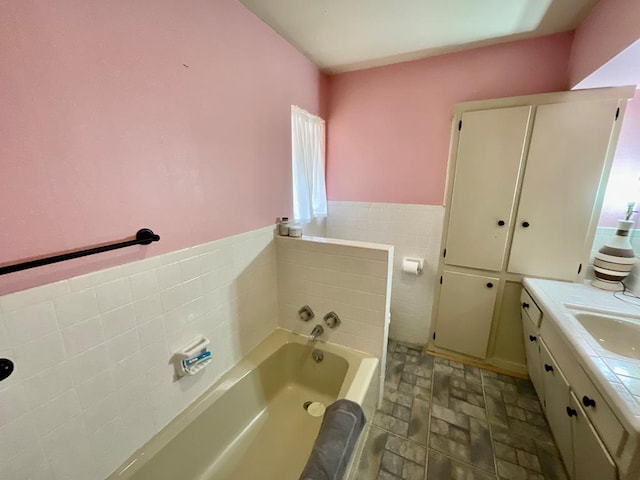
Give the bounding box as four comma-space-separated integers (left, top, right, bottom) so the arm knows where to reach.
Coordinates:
278, 217, 289, 236
277, 217, 303, 237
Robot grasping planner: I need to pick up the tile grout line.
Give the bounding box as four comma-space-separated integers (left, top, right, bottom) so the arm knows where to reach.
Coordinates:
424, 354, 435, 480
481, 371, 501, 480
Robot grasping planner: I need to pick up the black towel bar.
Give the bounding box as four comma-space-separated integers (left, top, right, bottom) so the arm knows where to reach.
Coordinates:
0, 228, 160, 276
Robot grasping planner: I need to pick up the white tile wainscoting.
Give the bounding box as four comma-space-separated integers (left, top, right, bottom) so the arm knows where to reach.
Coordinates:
326, 201, 445, 344
0, 226, 279, 480
0, 225, 394, 480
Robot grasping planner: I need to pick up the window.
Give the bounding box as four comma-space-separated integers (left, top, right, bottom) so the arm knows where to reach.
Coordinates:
291, 105, 327, 222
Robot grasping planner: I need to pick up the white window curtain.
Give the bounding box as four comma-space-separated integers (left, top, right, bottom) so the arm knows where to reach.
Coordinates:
291, 105, 327, 222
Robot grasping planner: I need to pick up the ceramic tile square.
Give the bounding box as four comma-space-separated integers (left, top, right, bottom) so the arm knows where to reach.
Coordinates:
13, 332, 66, 379
155, 262, 182, 291
0, 383, 27, 428
95, 278, 132, 313
21, 366, 74, 411
0, 415, 39, 465
132, 294, 163, 325
75, 369, 115, 409
61, 317, 104, 357
32, 388, 81, 436
54, 289, 99, 328
2, 301, 58, 345
101, 304, 136, 339
106, 329, 140, 364
67, 345, 111, 385
128, 270, 159, 301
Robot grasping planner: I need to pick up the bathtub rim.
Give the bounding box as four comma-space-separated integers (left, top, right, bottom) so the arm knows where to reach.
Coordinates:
108, 327, 378, 480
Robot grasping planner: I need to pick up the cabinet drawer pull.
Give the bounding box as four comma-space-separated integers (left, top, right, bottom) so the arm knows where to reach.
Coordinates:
582, 395, 596, 408
497, 220, 505, 226
522, 302, 529, 309
529, 335, 537, 342
522, 221, 530, 228
544, 364, 553, 372
486, 282, 494, 288
566, 407, 578, 417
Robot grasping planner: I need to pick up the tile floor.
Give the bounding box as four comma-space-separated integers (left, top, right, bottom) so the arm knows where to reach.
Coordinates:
353, 340, 568, 480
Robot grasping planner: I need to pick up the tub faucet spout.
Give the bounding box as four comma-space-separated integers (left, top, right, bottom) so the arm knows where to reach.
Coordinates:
308, 324, 324, 342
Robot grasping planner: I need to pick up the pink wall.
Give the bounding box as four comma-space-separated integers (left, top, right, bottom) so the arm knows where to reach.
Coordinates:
569, 0, 640, 87
326, 33, 574, 205
598, 89, 640, 227
0, 0, 323, 294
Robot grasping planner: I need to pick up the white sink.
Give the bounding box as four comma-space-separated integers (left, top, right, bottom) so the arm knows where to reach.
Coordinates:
572, 312, 640, 360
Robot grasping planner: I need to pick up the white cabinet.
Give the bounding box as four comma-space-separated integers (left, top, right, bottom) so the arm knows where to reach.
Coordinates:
539, 340, 573, 472
444, 106, 531, 272
522, 311, 543, 403
570, 392, 617, 480
522, 287, 620, 480
434, 271, 499, 359
508, 99, 622, 280
433, 87, 632, 361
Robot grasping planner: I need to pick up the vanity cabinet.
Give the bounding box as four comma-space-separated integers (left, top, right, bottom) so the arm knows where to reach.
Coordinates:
570, 392, 617, 480
432, 86, 634, 362
523, 288, 619, 480
522, 306, 543, 399
539, 340, 573, 471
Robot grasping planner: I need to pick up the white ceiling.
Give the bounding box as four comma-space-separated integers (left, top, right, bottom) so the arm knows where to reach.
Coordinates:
239, 0, 600, 73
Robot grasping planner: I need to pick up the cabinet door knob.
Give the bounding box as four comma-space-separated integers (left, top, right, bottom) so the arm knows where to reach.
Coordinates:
497, 220, 505, 226
522, 221, 530, 228
566, 407, 578, 417
544, 364, 553, 372
486, 282, 494, 288
529, 335, 537, 342
522, 302, 529, 309
582, 395, 596, 408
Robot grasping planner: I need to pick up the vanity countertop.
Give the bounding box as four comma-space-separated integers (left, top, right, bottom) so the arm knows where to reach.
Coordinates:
524, 278, 640, 435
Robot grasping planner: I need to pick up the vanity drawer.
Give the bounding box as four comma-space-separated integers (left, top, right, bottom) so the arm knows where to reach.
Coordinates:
570, 363, 625, 457
521, 289, 542, 327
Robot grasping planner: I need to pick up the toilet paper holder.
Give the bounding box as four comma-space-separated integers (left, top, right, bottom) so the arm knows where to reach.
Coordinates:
402, 257, 424, 275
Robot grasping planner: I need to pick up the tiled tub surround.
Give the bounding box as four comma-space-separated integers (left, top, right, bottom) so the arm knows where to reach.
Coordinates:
0, 226, 279, 480
110, 330, 379, 480
326, 201, 445, 344
524, 278, 640, 478
354, 340, 567, 480
277, 235, 393, 399
0, 227, 395, 480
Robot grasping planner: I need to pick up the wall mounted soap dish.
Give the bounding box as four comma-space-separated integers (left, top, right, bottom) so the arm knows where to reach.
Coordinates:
176, 335, 211, 377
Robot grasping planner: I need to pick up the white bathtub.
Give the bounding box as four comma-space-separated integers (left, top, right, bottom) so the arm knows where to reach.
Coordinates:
108, 329, 379, 480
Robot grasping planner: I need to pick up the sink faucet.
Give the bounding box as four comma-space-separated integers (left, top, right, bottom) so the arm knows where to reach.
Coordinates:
308, 324, 324, 342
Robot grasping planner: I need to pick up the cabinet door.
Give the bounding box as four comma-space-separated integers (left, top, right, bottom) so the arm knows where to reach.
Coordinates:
508, 99, 620, 280
540, 340, 573, 476
435, 271, 499, 358
445, 106, 531, 271
522, 313, 543, 401
570, 392, 617, 480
